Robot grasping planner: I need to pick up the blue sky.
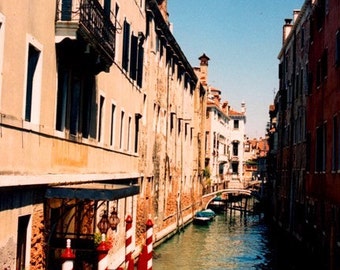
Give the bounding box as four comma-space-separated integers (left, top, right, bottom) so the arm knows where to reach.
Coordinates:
167, 0, 305, 139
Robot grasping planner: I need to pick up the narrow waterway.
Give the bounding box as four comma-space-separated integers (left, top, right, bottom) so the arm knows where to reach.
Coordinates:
153, 210, 314, 270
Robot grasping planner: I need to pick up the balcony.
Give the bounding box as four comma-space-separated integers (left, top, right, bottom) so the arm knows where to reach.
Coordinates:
56, 0, 119, 71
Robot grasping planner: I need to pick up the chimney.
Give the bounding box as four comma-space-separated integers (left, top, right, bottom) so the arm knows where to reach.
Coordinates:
241, 101, 246, 114
157, 0, 169, 24
198, 53, 210, 86
283, 18, 293, 43
293, 9, 300, 23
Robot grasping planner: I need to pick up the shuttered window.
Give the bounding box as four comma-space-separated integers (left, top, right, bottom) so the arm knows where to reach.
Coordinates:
122, 19, 130, 72
129, 34, 138, 80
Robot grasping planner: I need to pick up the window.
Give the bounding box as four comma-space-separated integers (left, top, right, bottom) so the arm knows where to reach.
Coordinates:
316, 123, 326, 172
134, 113, 141, 153
295, 73, 299, 99
137, 38, 144, 88
16, 215, 30, 270
300, 69, 304, 96
55, 42, 96, 139
232, 162, 239, 174
336, 30, 340, 67
98, 95, 105, 142
332, 116, 338, 171
114, 3, 120, 62
232, 141, 239, 156
301, 27, 305, 49
178, 118, 181, 135
316, 0, 325, 30
110, 104, 116, 146
205, 131, 209, 153
103, 0, 111, 19
321, 49, 328, 79
170, 112, 175, 133
316, 59, 321, 87
190, 127, 193, 143
120, 111, 125, 149
307, 69, 313, 95
233, 119, 239, 129
129, 34, 138, 80
56, 73, 95, 138
25, 43, 42, 123
306, 132, 311, 172
316, 50, 328, 87
122, 19, 130, 72
127, 116, 131, 151
61, 0, 72, 20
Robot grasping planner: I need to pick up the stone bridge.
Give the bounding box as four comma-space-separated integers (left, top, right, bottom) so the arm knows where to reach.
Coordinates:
202, 188, 253, 209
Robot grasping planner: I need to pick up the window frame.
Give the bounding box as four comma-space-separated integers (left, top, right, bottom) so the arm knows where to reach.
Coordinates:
110, 102, 116, 147
122, 19, 131, 72
233, 119, 239, 129
98, 94, 105, 143
23, 35, 43, 128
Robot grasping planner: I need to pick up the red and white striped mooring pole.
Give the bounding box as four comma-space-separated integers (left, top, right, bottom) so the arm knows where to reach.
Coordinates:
97, 234, 109, 270
145, 218, 154, 270
125, 215, 134, 270
61, 239, 75, 270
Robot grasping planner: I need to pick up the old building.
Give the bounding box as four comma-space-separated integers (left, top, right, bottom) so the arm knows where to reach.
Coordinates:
228, 102, 247, 188
136, 0, 206, 246
0, 0, 147, 268
244, 137, 269, 184
204, 85, 230, 192
268, 0, 340, 268
0, 0, 208, 269
274, 1, 310, 241
305, 0, 340, 267
202, 53, 247, 192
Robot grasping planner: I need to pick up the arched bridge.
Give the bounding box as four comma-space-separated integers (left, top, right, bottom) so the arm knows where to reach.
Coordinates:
202, 188, 254, 210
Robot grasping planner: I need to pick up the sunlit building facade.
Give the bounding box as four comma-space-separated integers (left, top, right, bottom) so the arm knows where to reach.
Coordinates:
0, 0, 209, 268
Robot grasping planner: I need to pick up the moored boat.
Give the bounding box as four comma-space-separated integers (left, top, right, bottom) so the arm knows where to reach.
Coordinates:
208, 197, 226, 213
193, 209, 216, 225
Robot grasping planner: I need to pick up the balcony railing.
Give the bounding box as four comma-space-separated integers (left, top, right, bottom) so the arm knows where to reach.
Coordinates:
56, 0, 120, 69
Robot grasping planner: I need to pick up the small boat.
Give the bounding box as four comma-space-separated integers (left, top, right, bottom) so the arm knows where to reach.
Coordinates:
193, 209, 216, 225
208, 196, 226, 213
193, 214, 211, 225
201, 209, 216, 219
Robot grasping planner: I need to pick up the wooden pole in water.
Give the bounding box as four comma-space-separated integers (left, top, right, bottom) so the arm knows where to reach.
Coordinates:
245, 197, 248, 213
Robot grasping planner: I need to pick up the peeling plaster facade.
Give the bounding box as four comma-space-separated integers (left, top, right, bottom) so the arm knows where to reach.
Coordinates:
0, 0, 206, 269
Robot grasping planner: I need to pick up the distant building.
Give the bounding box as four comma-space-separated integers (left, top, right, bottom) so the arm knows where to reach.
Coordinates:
201, 53, 247, 191
205, 86, 230, 191
244, 137, 269, 184
228, 102, 247, 188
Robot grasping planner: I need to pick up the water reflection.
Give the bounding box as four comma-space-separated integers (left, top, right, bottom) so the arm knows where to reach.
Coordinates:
154, 213, 271, 270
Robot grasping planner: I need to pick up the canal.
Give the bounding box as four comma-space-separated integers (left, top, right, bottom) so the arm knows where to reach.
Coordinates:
153, 210, 315, 269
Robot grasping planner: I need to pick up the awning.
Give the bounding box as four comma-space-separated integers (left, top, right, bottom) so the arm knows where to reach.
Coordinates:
45, 183, 140, 200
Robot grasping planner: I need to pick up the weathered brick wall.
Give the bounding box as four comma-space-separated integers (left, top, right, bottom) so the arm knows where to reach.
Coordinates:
0, 237, 16, 270
30, 204, 46, 270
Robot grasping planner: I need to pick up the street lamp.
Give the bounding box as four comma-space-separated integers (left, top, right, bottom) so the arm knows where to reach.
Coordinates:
97, 210, 109, 234
108, 207, 120, 231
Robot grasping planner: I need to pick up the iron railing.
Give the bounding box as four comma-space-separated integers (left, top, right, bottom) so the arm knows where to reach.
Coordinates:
79, 0, 116, 62
56, 0, 121, 64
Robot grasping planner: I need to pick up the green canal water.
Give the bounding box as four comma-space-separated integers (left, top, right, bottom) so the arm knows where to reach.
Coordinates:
153, 211, 314, 270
